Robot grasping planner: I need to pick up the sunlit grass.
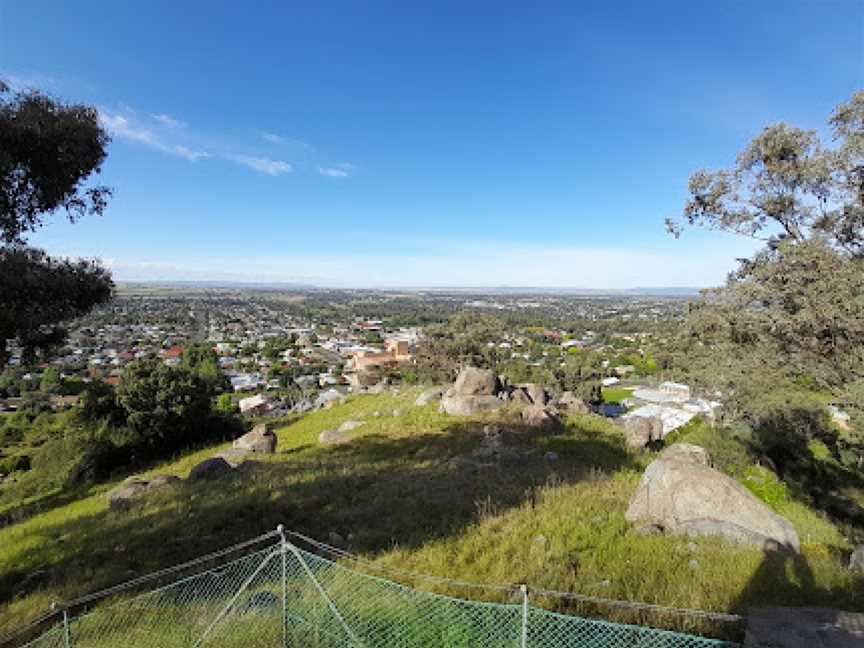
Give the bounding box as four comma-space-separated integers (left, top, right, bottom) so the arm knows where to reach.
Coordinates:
1, 387, 861, 641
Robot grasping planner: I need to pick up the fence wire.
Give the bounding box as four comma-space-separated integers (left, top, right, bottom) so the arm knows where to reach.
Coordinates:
13, 529, 742, 648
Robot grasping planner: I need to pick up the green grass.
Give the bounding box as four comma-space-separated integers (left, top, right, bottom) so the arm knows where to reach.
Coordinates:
601, 388, 634, 405
0, 388, 861, 643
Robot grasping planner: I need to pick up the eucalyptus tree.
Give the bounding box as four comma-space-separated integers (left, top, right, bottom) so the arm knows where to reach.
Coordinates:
0, 81, 113, 363
669, 92, 864, 446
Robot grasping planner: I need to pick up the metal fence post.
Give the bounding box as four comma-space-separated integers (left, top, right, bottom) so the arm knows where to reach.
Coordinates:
279, 525, 288, 648
62, 608, 72, 648
520, 585, 528, 648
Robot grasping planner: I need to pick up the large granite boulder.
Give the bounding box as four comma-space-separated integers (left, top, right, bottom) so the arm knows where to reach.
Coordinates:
626, 453, 800, 552
453, 367, 498, 396
510, 388, 532, 405
108, 475, 180, 510
621, 415, 663, 450
189, 457, 233, 481
218, 448, 250, 467
555, 391, 589, 414
233, 423, 277, 454
660, 443, 712, 466
521, 383, 548, 406
415, 387, 445, 406
440, 393, 505, 416
521, 404, 559, 427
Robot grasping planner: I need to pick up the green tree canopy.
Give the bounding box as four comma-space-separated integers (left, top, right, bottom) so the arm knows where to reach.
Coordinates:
0, 82, 114, 363
671, 91, 864, 458
116, 359, 215, 454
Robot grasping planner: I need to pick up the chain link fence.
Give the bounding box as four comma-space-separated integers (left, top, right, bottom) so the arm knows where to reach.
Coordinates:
11, 528, 742, 648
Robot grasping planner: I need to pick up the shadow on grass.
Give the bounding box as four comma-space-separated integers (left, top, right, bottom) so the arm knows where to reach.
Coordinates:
732, 547, 864, 643
0, 417, 633, 620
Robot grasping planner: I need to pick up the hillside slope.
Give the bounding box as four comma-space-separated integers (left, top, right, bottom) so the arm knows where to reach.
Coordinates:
0, 389, 861, 639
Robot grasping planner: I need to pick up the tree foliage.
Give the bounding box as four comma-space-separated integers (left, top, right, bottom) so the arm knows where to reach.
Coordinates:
0, 247, 113, 362
0, 82, 114, 362
115, 359, 217, 455
672, 91, 864, 461
415, 312, 506, 382
0, 81, 111, 244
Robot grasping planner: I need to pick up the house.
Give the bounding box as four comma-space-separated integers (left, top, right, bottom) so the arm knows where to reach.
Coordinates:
230, 373, 264, 392
239, 393, 270, 416
352, 340, 413, 373
163, 346, 184, 360
659, 381, 691, 402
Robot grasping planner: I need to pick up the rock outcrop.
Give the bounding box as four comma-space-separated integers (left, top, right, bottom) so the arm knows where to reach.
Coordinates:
660, 442, 712, 466
621, 415, 663, 450
522, 383, 548, 406
441, 394, 505, 416
232, 423, 277, 454
440, 367, 505, 416
453, 367, 499, 396
108, 475, 180, 510
521, 404, 559, 427
554, 391, 589, 413
626, 447, 800, 552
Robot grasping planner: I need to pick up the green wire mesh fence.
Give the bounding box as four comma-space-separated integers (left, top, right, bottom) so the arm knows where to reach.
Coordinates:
10, 527, 743, 648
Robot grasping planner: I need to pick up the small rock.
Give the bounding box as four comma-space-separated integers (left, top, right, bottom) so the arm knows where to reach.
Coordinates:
544, 451, 559, 462
849, 545, 864, 572
337, 420, 364, 433
521, 404, 559, 427
392, 409, 404, 417
600, 580, 611, 588
319, 429, 350, 445
556, 391, 589, 414
188, 457, 232, 481
689, 559, 700, 570
415, 387, 444, 406
232, 423, 277, 454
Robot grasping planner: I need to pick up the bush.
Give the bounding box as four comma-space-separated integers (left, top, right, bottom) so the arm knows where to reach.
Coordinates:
742, 465, 789, 510
0, 454, 30, 474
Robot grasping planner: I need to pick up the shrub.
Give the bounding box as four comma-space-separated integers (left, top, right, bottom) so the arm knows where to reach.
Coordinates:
742, 465, 789, 510
0, 454, 30, 475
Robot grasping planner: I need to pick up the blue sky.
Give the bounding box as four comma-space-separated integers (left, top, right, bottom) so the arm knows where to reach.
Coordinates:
2, 1, 862, 287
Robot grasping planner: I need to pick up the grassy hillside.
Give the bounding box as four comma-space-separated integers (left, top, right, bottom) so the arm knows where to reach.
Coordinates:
1, 389, 862, 640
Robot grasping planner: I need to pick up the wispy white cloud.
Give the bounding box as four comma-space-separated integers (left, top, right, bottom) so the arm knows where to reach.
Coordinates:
227, 154, 293, 176
317, 162, 354, 178
1, 72, 60, 92
97, 104, 338, 177
151, 113, 185, 128
98, 110, 211, 161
